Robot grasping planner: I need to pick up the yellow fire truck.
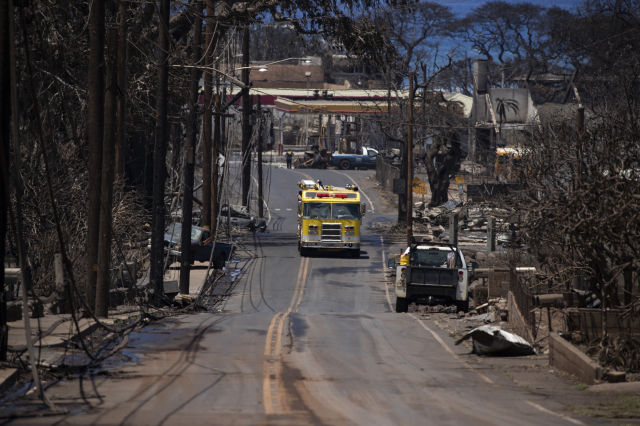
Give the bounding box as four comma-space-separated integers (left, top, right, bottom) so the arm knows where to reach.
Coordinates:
297, 180, 366, 258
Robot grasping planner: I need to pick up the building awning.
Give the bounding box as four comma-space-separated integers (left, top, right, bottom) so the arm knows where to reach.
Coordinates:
274, 97, 392, 114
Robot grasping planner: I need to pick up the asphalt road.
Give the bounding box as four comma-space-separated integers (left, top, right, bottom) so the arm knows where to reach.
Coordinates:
13, 166, 607, 426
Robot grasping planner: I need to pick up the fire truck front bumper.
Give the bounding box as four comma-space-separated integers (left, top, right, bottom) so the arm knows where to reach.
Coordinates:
300, 241, 361, 249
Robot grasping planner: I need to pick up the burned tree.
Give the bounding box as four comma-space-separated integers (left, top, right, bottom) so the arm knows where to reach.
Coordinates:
423, 131, 461, 206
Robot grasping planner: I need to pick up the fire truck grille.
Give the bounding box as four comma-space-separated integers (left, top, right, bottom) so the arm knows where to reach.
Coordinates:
321, 223, 342, 241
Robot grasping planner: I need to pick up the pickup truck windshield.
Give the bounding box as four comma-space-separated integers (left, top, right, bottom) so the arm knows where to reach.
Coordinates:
411, 250, 461, 268
166, 224, 202, 241
332, 203, 360, 220
303, 203, 331, 219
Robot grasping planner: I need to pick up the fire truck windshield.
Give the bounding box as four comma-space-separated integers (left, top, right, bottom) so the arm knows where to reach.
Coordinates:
303, 203, 331, 219
331, 203, 360, 220
302, 202, 360, 220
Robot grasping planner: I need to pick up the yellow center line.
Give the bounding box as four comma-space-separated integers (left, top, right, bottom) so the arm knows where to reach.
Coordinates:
263, 256, 310, 415
289, 169, 314, 180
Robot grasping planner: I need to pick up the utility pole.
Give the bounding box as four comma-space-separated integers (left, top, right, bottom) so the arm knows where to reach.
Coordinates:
211, 80, 221, 231
202, 0, 215, 229
86, 0, 106, 313
406, 72, 414, 247
115, 0, 127, 180
180, 0, 203, 296
1, 0, 11, 361
149, 0, 170, 298
257, 95, 263, 218
96, 28, 119, 317
305, 73, 310, 147
241, 26, 251, 207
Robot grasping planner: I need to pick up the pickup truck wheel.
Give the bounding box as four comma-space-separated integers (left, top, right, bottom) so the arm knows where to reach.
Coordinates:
395, 297, 408, 313
214, 252, 227, 269
456, 300, 469, 313
300, 246, 308, 257
339, 159, 351, 170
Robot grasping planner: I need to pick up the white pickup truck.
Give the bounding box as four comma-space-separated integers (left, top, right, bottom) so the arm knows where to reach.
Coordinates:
388, 241, 469, 313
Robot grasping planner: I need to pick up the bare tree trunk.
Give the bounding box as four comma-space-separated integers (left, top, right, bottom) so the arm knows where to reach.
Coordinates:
406, 73, 413, 246
180, 0, 203, 295
241, 26, 251, 208
115, 0, 128, 181
150, 0, 170, 297
624, 260, 633, 306
86, 0, 105, 313
95, 28, 119, 317
424, 133, 460, 207
398, 143, 407, 223
202, 0, 214, 229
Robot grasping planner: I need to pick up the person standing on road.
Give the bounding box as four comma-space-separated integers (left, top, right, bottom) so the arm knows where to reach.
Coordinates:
286, 151, 294, 169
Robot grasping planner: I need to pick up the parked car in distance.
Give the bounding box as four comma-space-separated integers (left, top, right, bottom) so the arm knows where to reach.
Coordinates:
148, 223, 231, 269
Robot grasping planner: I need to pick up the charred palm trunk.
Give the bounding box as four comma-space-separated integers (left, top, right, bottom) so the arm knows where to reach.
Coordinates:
115, 0, 127, 181
86, 0, 105, 313
0, 0, 11, 361
95, 28, 119, 317
150, 0, 170, 297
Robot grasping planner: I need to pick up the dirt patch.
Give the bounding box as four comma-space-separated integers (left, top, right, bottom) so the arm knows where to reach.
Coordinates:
569, 394, 640, 421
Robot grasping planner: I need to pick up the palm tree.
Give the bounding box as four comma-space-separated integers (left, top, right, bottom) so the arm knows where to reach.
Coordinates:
495, 98, 519, 142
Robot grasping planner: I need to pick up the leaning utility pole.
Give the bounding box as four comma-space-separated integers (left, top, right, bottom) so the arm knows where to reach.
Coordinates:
180, 0, 203, 296
241, 26, 251, 207
149, 0, 170, 297
202, 0, 215, 229
86, 0, 106, 313
96, 28, 119, 317
115, 0, 128, 180
406, 72, 414, 247
257, 95, 264, 218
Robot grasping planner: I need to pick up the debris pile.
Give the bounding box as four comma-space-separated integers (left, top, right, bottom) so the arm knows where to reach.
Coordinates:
456, 325, 536, 356
587, 335, 640, 372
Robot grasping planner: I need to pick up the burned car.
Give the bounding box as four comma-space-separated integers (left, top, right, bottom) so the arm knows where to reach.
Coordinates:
220, 204, 255, 228
148, 223, 231, 269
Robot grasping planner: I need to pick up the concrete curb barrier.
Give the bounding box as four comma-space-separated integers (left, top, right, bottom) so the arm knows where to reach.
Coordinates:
549, 332, 602, 385
0, 369, 19, 394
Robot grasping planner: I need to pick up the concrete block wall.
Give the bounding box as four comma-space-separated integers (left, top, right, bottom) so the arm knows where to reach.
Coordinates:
376, 157, 400, 192
549, 333, 602, 385
507, 290, 535, 343
488, 270, 509, 298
